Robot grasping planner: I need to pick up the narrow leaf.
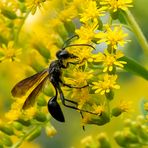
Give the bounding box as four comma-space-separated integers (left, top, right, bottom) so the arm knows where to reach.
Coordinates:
120, 56, 148, 80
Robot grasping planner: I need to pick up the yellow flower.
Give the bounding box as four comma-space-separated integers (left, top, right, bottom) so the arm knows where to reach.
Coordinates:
75, 21, 98, 43
94, 50, 127, 72
118, 100, 132, 112
64, 70, 93, 108
5, 99, 24, 121
92, 74, 120, 95
96, 25, 128, 50
0, 41, 21, 62
64, 69, 93, 86
100, 0, 133, 12
5, 109, 21, 122
68, 45, 94, 66
23, 107, 37, 120
92, 104, 105, 115
26, 0, 47, 15
58, 5, 78, 21
80, 0, 106, 23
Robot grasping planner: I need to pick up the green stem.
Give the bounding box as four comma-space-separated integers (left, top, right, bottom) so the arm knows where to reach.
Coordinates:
106, 99, 110, 116
124, 10, 148, 56
11, 126, 39, 148
14, 10, 31, 44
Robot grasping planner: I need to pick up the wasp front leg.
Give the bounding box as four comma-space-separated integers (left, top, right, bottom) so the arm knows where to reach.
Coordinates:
60, 79, 89, 89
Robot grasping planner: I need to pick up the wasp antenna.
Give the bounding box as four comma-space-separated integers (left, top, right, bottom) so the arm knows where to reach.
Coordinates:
62, 35, 79, 49
63, 44, 96, 51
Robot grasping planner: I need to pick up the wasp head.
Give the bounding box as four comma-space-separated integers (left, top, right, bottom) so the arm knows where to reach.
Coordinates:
56, 50, 77, 60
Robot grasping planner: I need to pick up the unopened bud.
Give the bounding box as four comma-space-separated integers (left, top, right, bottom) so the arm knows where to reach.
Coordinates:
97, 133, 111, 148
2, 136, 13, 147
110, 11, 119, 20
124, 119, 132, 127
26, 127, 42, 141
45, 126, 57, 137
1, 8, 17, 19
13, 121, 23, 131
105, 90, 114, 101
123, 130, 139, 144
37, 97, 47, 106
90, 112, 110, 125
0, 125, 14, 135
131, 123, 148, 141
17, 118, 31, 126
114, 132, 127, 147
34, 112, 47, 122
112, 107, 122, 117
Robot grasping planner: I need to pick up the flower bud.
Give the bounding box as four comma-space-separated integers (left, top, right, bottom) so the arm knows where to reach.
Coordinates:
0, 125, 14, 135
37, 97, 47, 106
105, 90, 114, 101
90, 112, 110, 125
97, 133, 111, 148
17, 118, 31, 126
110, 11, 119, 20
1, 8, 17, 19
123, 130, 139, 144
34, 112, 47, 122
130, 123, 148, 141
2, 136, 13, 147
112, 107, 122, 117
13, 121, 23, 131
114, 132, 127, 147
45, 125, 57, 137
124, 119, 132, 127
26, 127, 42, 141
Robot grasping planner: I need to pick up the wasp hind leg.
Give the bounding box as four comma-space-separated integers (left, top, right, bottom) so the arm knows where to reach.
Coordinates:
57, 86, 98, 115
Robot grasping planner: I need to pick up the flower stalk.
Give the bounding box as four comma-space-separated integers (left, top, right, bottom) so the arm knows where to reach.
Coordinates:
124, 10, 148, 56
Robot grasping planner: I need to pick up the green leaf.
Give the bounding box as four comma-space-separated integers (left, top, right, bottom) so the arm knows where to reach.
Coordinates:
120, 56, 148, 80
118, 10, 128, 25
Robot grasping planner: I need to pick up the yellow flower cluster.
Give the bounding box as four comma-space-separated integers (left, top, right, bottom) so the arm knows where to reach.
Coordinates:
0, 0, 135, 145
92, 74, 120, 95
100, 0, 133, 12
0, 41, 21, 63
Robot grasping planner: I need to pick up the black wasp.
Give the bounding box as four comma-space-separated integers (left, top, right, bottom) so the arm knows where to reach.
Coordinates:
11, 35, 97, 123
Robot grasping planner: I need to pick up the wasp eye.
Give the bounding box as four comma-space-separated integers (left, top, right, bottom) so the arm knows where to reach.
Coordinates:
56, 50, 70, 59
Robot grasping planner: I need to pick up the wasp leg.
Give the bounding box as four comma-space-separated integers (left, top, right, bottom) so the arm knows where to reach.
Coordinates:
64, 98, 85, 129
60, 80, 89, 89
57, 85, 99, 115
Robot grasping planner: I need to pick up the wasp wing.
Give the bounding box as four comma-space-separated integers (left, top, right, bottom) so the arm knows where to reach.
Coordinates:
11, 69, 49, 97
22, 76, 48, 110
